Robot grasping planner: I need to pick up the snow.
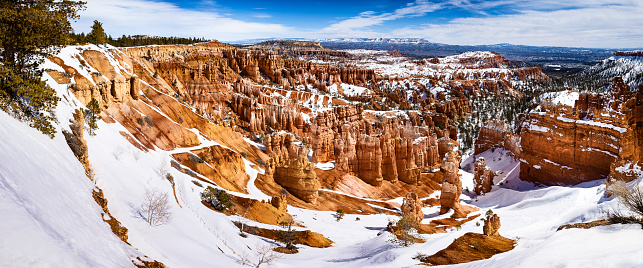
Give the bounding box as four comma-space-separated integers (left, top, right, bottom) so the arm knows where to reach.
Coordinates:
315, 161, 335, 170
5, 45, 643, 267
329, 83, 369, 97
528, 124, 551, 133
541, 90, 580, 107
0, 111, 137, 267
576, 119, 627, 133
583, 55, 643, 87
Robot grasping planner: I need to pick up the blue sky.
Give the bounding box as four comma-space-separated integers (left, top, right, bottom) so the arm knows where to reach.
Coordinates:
73, 0, 643, 48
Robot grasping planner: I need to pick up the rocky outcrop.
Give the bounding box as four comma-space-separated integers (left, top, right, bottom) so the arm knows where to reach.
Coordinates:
473, 158, 494, 195
309, 105, 447, 186
92, 188, 128, 243
606, 160, 643, 196
401, 192, 424, 223
62, 110, 92, 178
266, 155, 320, 203
474, 118, 520, 157
483, 214, 501, 236
172, 145, 249, 193
440, 148, 463, 215
270, 194, 288, 212
520, 77, 642, 185
248, 40, 349, 57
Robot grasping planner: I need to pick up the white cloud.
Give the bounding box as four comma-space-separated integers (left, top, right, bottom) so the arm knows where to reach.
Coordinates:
73, 0, 292, 41
321, 0, 443, 33
392, 1, 643, 48
72, 0, 643, 47
317, 0, 643, 47
253, 13, 272, 19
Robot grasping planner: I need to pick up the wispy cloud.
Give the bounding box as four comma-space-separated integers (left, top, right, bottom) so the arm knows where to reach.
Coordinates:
393, 0, 643, 47
73, 0, 291, 41
321, 0, 443, 34
72, 0, 643, 47
318, 0, 643, 47
253, 13, 272, 19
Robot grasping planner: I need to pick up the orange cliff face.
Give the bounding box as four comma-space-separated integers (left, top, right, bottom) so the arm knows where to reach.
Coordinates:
44, 41, 549, 210
519, 77, 643, 186
45, 44, 269, 185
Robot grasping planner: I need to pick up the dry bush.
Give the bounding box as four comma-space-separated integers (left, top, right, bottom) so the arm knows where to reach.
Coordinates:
253, 244, 280, 268
608, 181, 643, 227
131, 149, 142, 161
157, 157, 169, 177
140, 188, 172, 226
112, 146, 124, 161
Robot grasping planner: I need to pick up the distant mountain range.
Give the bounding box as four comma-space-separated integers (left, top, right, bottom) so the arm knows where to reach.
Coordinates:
230, 37, 643, 72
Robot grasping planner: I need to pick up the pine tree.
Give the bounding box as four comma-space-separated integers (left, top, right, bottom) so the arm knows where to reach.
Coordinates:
87, 20, 107, 44
0, 0, 86, 137
83, 98, 100, 136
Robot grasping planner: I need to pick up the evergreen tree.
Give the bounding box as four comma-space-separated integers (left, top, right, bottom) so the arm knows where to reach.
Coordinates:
87, 20, 107, 44
83, 98, 100, 136
0, 0, 86, 137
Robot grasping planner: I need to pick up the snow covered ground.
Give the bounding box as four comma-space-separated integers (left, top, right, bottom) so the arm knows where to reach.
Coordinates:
2, 46, 643, 267
4, 100, 643, 267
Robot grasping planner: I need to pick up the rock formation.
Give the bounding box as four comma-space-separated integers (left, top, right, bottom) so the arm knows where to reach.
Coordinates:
401, 192, 424, 223
270, 194, 288, 212
474, 118, 520, 157
172, 145, 249, 193
440, 148, 463, 215
483, 214, 501, 236
266, 155, 320, 203
520, 77, 642, 185
473, 158, 494, 195
62, 110, 92, 178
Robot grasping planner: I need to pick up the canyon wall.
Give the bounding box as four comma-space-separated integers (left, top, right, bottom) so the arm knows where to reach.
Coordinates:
520, 78, 643, 185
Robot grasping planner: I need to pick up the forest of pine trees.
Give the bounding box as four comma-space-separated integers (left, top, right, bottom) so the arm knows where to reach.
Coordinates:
71, 32, 209, 47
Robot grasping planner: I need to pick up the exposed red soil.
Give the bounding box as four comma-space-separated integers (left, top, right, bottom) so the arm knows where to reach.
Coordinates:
420, 232, 516, 265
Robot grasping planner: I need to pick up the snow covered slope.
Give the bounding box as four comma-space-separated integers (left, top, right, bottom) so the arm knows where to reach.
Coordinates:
0, 111, 136, 267
3, 44, 643, 268
582, 54, 643, 88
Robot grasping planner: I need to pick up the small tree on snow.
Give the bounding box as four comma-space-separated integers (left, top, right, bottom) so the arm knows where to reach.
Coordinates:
389, 213, 421, 247
276, 220, 297, 252
83, 98, 101, 136
140, 188, 172, 226
201, 186, 233, 211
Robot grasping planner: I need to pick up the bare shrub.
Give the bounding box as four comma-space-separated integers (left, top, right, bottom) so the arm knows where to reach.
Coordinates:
140, 188, 172, 226
131, 149, 142, 161
238, 251, 252, 266
254, 244, 280, 268
608, 181, 643, 226
112, 146, 124, 161
157, 157, 169, 177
